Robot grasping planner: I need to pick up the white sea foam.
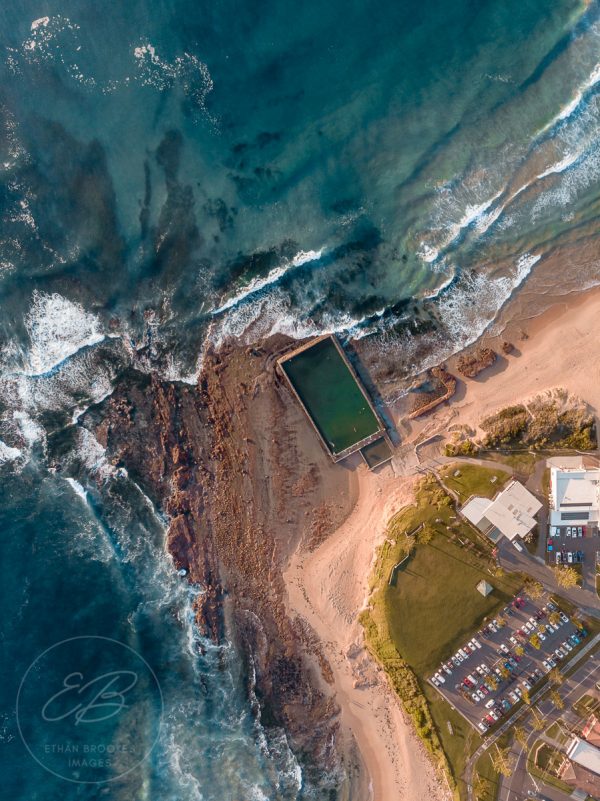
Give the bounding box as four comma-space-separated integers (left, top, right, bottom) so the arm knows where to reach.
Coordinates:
64, 476, 87, 502
23, 291, 105, 376
0, 440, 22, 464
212, 248, 324, 314
133, 41, 215, 119
13, 410, 44, 447
536, 150, 582, 180
540, 61, 600, 134
75, 428, 116, 481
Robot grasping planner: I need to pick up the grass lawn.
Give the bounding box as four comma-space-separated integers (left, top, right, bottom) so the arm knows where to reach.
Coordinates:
528, 740, 572, 794
440, 463, 510, 505
424, 683, 481, 798
545, 719, 569, 745
480, 450, 539, 479
386, 531, 522, 675
362, 474, 524, 796
573, 693, 600, 719
473, 731, 512, 801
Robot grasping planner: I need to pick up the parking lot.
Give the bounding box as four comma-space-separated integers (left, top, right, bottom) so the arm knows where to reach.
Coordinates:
428, 594, 589, 732
546, 523, 599, 566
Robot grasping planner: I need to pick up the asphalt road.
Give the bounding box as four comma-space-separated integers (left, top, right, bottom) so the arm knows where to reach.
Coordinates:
498, 652, 599, 801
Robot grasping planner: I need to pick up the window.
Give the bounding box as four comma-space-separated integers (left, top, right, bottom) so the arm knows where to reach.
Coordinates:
561, 511, 589, 521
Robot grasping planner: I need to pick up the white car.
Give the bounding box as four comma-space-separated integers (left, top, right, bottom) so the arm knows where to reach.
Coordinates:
566, 527, 572, 537
562, 640, 573, 652
480, 663, 490, 674
542, 660, 551, 673
476, 689, 485, 701
560, 612, 569, 623
485, 699, 495, 709
478, 721, 488, 733
525, 622, 534, 632
434, 672, 445, 684
472, 638, 482, 650
538, 631, 546, 641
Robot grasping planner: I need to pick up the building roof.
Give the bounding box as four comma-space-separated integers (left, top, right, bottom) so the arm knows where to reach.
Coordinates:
550, 467, 600, 525
461, 480, 541, 542
567, 737, 600, 776
476, 580, 493, 597
462, 496, 492, 527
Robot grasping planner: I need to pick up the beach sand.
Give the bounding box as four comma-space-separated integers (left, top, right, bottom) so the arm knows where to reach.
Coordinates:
283, 286, 600, 801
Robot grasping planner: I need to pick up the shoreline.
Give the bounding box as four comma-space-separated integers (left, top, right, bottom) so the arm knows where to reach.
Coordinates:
282, 282, 600, 800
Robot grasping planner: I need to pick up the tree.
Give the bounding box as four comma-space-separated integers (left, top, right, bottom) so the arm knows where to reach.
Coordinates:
487, 675, 498, 691
538, 623, 547, 634
522, 687, 531, 705
550, 689, 564, 709
515, 644, 525, 657
549, 611, 561, 627
490, 744, 516, 778
514, 726, 529, 752
525, 579, 544, 600
531, 707, 546, 730
472, 772, 486, 800
496, 614, 507, 627
553, 565, 580, 589
418, 524, 435, 545
530, 634, 541, 650
549, 667, 564, 686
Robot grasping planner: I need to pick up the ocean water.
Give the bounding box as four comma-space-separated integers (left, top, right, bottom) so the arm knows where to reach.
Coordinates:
1, 0, 600, 798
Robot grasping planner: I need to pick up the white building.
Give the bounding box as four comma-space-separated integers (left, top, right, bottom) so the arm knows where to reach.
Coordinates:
549, 465, 600, 528
461, 480, 541, 543
566, 737, 600, 777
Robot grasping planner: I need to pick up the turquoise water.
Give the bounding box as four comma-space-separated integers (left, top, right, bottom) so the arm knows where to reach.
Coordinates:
2, 0, 600, 798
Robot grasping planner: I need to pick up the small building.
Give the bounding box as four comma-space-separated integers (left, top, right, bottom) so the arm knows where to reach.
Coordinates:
566, 737, 600, 777
461, 480, 541, 543
476, 579, 493, 597
550, 464, 600, 527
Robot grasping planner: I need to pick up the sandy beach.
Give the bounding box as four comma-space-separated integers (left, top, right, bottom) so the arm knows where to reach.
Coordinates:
283, 286, 600, 801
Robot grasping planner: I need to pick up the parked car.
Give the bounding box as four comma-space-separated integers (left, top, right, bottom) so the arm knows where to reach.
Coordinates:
500, 643, 510, 654
480, 663, 490, 674
578, 526, 583, 536
562, 640, 573, 652
478, 721, 488, 733
566, 527, 572, 537
542, 660, 552, 673
434, 672, 445, 684
471, 692, 479, 703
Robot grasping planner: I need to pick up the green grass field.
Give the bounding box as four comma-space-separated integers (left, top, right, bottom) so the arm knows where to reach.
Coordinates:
473, 731, 512, 801
386, 531, 521, 675
440, 463, 510, 505
362, 474, 524, 795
